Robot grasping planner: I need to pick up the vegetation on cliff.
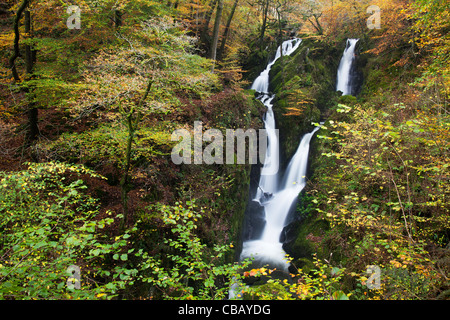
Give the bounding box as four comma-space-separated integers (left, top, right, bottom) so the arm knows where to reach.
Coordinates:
283, 0, 449, 300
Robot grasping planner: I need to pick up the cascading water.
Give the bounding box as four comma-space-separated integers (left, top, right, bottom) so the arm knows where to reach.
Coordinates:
240, 127, 320, 271
231, 37, 360, 298
256, 95, 279, 196
336, 38, 359, 96
238, 38, 320, 271
251, 39, 303, 94
252, 39, 302, 201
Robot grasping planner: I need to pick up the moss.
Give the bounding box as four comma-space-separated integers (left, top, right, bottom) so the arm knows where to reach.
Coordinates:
240, 36, 360, 270
225, 163, 253, 262
285, 213, 330, 261
338, 94, 358, 105
265, 37, 342, 168
242, 49, 270, 84
204, 89, 265, 263
292, 257, 315, 274
235, 37, 345, 269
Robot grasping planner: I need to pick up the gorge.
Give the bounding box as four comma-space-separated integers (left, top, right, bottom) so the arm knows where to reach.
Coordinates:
238, 36, 360, 273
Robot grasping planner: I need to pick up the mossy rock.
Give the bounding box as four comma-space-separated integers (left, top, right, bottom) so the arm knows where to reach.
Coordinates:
283, 214, 330, 264
274, 102, 321, 168
338, 94, 358, 105
263, 36, 343, 166
290, 257, 315, 275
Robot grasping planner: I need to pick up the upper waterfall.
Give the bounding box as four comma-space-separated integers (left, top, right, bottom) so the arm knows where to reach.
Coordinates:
251, 38, 302, 94
336, 38, 359, 96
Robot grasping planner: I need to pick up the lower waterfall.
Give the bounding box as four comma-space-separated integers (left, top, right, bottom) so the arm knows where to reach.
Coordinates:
238, 38, 320, 271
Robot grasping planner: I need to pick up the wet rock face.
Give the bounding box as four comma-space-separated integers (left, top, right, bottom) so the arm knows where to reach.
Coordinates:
242, 199, 266, 241
238, 37, 359, 268
349, 42, 365, 97
239, 159, 265, 243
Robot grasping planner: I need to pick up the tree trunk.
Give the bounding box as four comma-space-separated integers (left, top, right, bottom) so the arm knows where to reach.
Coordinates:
25, 11, 33, 74
119, 110, 135, 232
218, 0, 239, 61
119, 79, 153, 232
9, 0, 30, 82
209, 0, 223, 72
259, 0, 270, 51
200, 0, 218, 48
114, 10, 122, 29
24, 10, 38, 156
308, 14, 323, 35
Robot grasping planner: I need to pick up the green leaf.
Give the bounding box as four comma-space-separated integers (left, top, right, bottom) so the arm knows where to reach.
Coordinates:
332, 290, 349, 300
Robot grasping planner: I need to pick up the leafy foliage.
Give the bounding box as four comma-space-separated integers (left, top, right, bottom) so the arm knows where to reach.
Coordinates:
308, 96, 448, 299
0, 162, 134, 299
137, 200, 251, 299
236, 254, 349, 300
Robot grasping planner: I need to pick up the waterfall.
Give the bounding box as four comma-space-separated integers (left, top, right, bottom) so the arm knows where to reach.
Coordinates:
239, 38, 320, 271
251, 39, 303, 94
336, 38, 359, 96
256, 95, 279, 195
240, 127, 319, 271
252, 38, 302, 199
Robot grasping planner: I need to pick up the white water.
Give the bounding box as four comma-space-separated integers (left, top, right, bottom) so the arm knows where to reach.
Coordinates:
336, 38, 359, 96
254, 38, 302, 199
240, 127, 320, 270
231, 38, 359, 299
240, 38, 320, 271
256, 95, 279, 195
251, 39, 303, 94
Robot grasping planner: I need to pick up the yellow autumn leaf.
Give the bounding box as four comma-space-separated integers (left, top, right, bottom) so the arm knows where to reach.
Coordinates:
390, 260, 403, 268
